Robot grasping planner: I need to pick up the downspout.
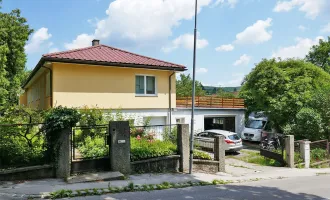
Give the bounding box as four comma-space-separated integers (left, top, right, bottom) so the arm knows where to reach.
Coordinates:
169, 72, 175, 127
41, 65, 53, 108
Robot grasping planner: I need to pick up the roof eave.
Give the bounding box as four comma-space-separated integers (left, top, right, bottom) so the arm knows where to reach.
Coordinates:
44, 57, 186, 71
22, 57, 186, 88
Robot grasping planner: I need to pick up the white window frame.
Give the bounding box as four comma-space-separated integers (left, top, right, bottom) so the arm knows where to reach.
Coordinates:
135, 74, 157, 97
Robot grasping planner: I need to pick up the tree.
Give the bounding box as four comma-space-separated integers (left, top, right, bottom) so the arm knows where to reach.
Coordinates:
239, 59, 330, 132
306, 36, 330, 74
0, 9, 33, 106
176, 74, 205, 97
216, 88, 236, 98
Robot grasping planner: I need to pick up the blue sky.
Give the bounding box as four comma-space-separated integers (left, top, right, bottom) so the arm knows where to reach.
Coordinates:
3, 0, 330, 86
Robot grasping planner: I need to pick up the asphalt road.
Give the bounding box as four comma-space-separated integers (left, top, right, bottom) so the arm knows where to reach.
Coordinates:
72, 175, 330, 200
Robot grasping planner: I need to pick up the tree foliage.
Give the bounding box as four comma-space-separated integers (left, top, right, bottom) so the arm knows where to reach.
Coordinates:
240, 59, 330, 134
306, 36, 330, 74
216, 88, 237, 98
0, 9, 33, 106
176, 73, 205, 97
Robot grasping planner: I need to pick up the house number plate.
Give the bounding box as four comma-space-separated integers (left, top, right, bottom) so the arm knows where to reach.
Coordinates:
118, 140, 126, 144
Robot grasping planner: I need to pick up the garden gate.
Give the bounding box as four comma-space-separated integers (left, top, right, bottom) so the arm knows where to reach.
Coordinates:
260, 132, 286, 166
71, 125, 110, 174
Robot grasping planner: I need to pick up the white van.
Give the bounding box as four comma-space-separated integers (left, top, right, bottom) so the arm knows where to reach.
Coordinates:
241, 113, 269, 142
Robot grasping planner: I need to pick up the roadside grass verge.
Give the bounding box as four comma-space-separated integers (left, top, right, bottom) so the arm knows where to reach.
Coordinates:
47, 180, 234, 199
229, 150, 282, 167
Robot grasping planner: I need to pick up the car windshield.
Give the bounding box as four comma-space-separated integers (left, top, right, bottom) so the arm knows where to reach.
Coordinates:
228, 134, 240, 141
246, 120, 266, 129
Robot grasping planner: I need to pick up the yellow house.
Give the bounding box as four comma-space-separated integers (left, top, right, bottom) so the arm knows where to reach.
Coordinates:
20, 40, 186, 125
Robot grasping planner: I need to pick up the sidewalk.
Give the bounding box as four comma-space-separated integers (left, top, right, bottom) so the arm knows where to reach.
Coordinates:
1, 167, 330, 199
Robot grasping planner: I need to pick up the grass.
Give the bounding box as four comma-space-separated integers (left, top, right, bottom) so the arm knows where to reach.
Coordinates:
48, 179, 236, 199
231, 150, 282, 167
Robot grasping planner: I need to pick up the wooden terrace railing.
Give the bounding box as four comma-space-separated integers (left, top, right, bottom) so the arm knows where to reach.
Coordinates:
176, 96, 245, 109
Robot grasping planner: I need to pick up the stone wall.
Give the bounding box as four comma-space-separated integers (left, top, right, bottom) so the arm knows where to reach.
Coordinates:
0, 165, 54, 181
131, 155, 180, 174
193, 160, 220, 174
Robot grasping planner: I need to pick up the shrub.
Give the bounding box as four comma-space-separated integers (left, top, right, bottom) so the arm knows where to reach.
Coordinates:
311, 148, 328, 162
193, 150, 212, 160
78, 136, 108, 158
130, 137, 177, 161
78, 107, 105, 141
0, 106, 47, 169
163, 126, 177, 144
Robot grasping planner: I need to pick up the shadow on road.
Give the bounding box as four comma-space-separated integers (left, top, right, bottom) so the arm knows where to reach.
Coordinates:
79, 184, 327, 200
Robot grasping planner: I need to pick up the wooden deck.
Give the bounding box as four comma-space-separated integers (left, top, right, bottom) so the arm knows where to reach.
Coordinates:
176, 96, 245, 109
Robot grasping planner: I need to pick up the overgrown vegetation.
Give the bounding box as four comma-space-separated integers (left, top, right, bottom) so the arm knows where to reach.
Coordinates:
130, 137, 177, 161
0, 106, 48, 169
230, 150, 282, 167
193, 150, 212, 160
240, 59, 330, 141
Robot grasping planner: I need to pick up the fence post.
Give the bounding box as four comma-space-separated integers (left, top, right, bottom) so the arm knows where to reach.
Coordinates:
109, 121, 131, 174
299, 140, 310, 169
55, 128, 71, 180
214, 135, 226, 172
285, 135, 294, 168
177, 124, 190, 173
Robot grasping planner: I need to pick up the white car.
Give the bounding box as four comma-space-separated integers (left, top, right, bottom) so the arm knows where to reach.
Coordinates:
195, 129, 243, 152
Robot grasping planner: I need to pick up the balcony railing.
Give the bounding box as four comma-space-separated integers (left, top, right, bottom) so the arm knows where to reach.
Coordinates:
176, 96, 245, 109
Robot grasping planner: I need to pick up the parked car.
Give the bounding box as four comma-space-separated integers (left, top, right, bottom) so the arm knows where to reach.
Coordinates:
241, 111, 272, 142
195, 129, 243, 152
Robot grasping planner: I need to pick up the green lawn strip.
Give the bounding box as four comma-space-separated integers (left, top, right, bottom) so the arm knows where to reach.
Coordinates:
230, 150, 282, 167
47, 180, 234, 199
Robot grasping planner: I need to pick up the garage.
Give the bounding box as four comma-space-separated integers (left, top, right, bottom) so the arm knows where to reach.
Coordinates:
204, 116, 236, 132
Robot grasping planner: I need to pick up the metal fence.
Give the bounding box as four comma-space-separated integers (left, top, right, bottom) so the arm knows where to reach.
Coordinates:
0, 123, 49, 169
71, 125, 109, 161
310, 140, 329, 161
260, 132, 286, 166
130, 124, 178, 143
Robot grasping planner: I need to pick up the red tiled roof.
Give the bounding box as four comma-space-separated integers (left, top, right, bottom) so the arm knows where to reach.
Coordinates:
43, 45, 186, 69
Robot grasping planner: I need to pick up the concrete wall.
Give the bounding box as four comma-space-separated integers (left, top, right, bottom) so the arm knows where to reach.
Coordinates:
131, 155, 180, 173
52, 62, 176, 109
173, 108, 245, 134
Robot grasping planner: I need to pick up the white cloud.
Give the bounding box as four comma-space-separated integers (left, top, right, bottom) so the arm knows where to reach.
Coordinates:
49, 48, 60, 53
25, 27, 52, 53
162, 33, 208, 53
273, 0, 327, 19
196, 68, 208, 74
272, 36, 323, 59
298, 25, 307, 31
235, 18, 272, 44
213, 0, 238, 8
321, 23, 330, 33
215, 44, 234, 52
64, 34, 94, 50
65, 0, 213, 50
233, 54, 251, 66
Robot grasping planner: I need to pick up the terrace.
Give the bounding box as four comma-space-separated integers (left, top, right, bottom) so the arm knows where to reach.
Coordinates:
176, 96, 245, 109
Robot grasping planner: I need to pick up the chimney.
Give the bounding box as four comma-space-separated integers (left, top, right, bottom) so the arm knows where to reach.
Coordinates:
92, 39, 100, 46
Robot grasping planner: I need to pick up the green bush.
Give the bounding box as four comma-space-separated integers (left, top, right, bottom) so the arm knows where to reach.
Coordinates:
193, 150, 212, 160
0, 106, 47, 169
311, 148, 328, 162
130, 137, 177, 161
78, 136, 108, 158
163, 126, 177, 144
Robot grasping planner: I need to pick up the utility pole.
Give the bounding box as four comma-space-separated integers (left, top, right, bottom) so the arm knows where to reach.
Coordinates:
189, 0, 198, 174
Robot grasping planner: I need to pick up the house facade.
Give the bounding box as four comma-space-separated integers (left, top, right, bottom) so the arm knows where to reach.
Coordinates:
20, 39, 245, 134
